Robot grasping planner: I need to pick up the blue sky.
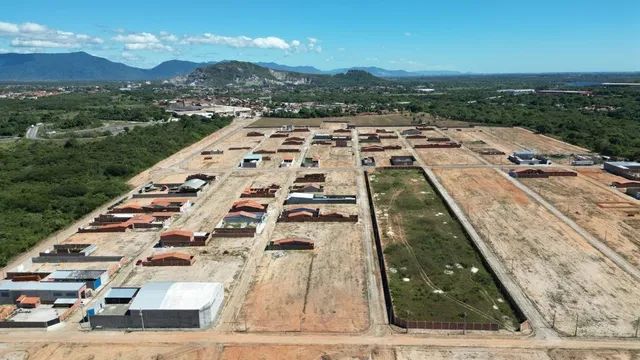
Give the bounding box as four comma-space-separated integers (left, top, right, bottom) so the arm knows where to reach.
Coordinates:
0, 0, 638, 73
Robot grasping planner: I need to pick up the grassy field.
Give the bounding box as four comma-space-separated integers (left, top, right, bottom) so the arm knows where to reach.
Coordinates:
368, 168, 518, 328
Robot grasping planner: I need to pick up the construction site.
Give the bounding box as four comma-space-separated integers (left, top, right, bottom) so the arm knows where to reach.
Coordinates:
2, 115, 640, 358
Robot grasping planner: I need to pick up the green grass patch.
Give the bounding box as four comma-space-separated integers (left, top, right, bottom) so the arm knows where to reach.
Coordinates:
369, 169, 518, 328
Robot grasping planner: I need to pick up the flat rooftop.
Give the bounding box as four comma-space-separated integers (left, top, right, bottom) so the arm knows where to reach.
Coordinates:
128, 282, 223, 311
0, 280, 85, 292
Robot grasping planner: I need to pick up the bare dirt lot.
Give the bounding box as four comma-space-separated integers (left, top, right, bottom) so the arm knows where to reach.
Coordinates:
482, 127, 589, 154
239, 222, 369, 333
305, 143, 355, 168
122, 250, 243, 290
414, 147, 485, 166
519, 175, 640, 267
434, 167, 640, 337
576, 167, 631, 188
443, 128, 515, 165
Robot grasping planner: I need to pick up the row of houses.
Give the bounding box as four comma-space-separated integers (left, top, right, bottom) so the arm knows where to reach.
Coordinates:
213, 199, 269, 238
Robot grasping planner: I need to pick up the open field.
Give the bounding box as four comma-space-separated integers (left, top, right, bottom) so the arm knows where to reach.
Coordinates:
442, 128, 515, 165
576, 167, 631, 188
519, 175, 640, 267
239, 222, 369, 333
250, 114, 414, 127
368, 168, 519, 327
304, 143, 355, 168
482, 127, 589, 155
122, 250, 243, 289
414, 147, 485, 166
433, 167, 640, 337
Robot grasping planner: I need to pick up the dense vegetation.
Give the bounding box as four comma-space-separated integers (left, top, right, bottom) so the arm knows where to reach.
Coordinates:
0, 115, 231, 266
0, 92, 168, 136
369, 169, 519, 328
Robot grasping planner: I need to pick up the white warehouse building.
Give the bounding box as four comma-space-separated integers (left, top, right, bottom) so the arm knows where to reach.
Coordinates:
90, 282, 224, 329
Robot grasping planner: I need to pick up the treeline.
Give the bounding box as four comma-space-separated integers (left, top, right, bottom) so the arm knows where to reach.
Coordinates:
419, 89, 640, 159
0, 92, 168, 136
0, 115, 231, 266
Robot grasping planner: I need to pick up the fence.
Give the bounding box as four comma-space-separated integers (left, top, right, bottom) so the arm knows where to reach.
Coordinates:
364, 168, 526, 331
394, 318, 499, 331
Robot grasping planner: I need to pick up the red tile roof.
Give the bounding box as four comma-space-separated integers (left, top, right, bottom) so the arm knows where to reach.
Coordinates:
273, 237, 314, 246
225, 211, 261, 219
148, 252, 192, 261
161, 229, 193, 239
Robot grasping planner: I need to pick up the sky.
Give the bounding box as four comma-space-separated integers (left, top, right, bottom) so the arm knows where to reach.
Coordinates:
0, 0, 638, 73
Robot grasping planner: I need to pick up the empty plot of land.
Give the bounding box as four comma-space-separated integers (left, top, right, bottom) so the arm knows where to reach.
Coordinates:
519, 175, 640, 267
444, 128, 514, 164
239, 222, 369, 332
483, 127, 588, 154
184, 129, 263, 170
369, 169, 518, 327
434, 167, 640, 337
305, 144, 355, 168
322, 169, 359, 194
63, 232, 156, 259
220, 345, 387, 360
576, 168, 630, 188
415, 147, 484, 166
122, 251, 243, 290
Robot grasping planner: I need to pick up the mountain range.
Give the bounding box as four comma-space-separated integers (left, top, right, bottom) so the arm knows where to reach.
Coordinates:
186, 61, 384, 87
0, 52, 459, 82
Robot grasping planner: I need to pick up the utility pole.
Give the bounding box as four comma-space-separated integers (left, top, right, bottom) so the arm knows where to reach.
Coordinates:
574, 313, 579, 337
551, 309, 556, 329
139, 310, 145, 331
635, 316, 639, 338
463, 312, 467, 335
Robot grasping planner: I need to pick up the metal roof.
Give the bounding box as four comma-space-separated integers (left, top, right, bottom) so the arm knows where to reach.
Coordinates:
54, 298, 78, 305
128, 282, 223, 311
105, 287, 139, 299
288, 192, 314, 199
180, 178, 207, 189
244, 154, 263, 161
0, 280, 85, 292
606, 161, 640, 169
48, 270, 106, 280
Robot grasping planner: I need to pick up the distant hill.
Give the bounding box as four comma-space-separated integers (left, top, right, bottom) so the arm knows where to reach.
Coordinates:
185, 61, 385, 87
257, 62, 460, 78
0, 52, 203, 81
0, 51, 458, 81
255, 62, 325, 75
329, 66, 461, 77
146, 60, 204, 79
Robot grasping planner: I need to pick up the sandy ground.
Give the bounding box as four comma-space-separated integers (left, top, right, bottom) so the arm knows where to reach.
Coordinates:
576, 167, 631, 188
122, 251, 243, 289
520, 175, 640, 268
482, 127, 589, 155
239, 222, 369, 333
415, 147, 485, 166
434, 167, 640, 337
305, 144, 356, 168
7, 343, 640, 360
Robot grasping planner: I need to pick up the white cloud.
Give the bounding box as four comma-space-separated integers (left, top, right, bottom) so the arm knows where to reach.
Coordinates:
121, 51, 140, 61
113, 32, 173, 52
159, 31, 178, 42
306, 37, 322, 53
0, 21, 102, 49
184, 33, 297, 50
0, 21, 19, 34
